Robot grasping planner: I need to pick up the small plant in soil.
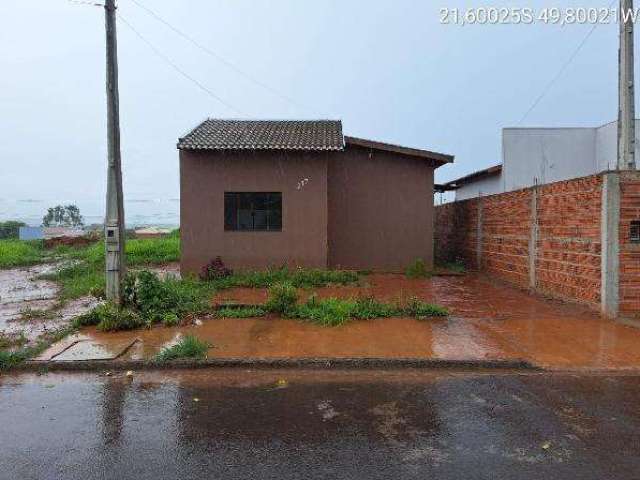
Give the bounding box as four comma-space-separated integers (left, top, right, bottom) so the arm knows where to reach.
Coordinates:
404, 297, 448, 319
200, 256, 233, 281
405, 258, 431, 279
265, 282, 298, 315
155, 335, 210, 362
19, 307, 55, 321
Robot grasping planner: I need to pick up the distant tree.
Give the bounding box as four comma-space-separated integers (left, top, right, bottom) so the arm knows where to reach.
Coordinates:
0, 220, 26, 239
42, 205, 84, 228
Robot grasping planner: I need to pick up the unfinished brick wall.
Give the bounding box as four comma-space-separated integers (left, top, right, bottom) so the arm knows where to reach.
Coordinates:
435, 174, 603, 309
619, 172, 640, 319
535, 175, 602, 305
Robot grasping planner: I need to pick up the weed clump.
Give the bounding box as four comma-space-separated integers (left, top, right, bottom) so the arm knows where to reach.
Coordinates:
155, 335, 209, 362
214, 306, 267, 318
209, 266, 359, 290
405, 258, 431, 279
73, 303, 144, 332
265, 282, 298, 315
123, 270, 208, 324
404, 297, 449, 319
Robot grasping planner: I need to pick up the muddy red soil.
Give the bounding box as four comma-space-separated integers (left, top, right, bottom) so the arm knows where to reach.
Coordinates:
40, 273, 640, 369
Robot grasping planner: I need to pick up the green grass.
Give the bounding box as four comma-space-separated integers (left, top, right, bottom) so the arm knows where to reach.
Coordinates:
214, 306, 267, 318
210, 266, 359, 290
0, 240, 44, 268
155, 334, 209, 362
290, 296, 448, 327
41, 236, 181, 301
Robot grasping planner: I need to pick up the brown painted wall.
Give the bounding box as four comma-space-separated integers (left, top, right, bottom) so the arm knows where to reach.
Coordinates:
180, 149, 329, 274
328, 145, 435, 271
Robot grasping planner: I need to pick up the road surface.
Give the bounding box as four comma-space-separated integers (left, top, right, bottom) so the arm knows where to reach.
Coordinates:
0, 369, 638, 479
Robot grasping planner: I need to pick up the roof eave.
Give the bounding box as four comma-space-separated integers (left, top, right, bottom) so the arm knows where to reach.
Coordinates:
344, 136, 454, 167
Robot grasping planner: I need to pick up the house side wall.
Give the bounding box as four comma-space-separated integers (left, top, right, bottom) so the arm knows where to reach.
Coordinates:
435, 174, 604, 309
455, 174, 502, 200
619, 171, 640, 319
327, 145, 435, 271
180, 149, 328, 274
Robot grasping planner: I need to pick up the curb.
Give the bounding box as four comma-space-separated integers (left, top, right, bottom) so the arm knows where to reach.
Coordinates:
17, 357, 542, 372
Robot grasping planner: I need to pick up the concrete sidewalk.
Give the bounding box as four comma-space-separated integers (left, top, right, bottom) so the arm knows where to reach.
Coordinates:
35, 274, 640, 371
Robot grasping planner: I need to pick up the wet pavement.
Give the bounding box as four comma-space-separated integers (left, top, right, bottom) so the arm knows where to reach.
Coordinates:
1, 369, 639, 479
40, 274, 640, 370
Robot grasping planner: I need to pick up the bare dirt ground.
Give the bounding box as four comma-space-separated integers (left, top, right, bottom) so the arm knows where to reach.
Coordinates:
37, 273, 640, 370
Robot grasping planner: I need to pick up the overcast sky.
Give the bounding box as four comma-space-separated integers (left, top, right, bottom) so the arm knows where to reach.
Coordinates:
0, 0, 631, 209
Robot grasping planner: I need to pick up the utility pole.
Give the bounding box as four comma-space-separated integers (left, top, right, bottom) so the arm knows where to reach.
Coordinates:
618, 0, 636, 170
104, 0, 126, 304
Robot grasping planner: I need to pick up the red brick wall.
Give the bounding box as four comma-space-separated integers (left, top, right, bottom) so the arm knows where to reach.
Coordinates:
435, 174, 603, 309
619, 172, 640, 319
481, 188, 532, 288
535, 175, 602, 305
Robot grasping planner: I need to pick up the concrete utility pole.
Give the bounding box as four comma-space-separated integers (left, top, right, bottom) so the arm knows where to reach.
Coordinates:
104, 0, 126, 304
618, 0, 636, 170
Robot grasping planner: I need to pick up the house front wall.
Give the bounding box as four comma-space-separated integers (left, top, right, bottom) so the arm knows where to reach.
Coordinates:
180, 149, 329, 274
327, 145, 435, 271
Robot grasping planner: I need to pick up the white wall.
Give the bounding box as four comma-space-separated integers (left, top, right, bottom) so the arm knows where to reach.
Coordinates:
455, 174, 502, 200
502, 127, 598, 192
453, 120, 640, 201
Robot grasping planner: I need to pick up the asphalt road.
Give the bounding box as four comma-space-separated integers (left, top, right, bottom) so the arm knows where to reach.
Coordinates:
1, 369, 639, 480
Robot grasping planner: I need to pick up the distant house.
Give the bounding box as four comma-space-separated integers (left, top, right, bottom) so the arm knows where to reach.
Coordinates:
441, 120, 640, 201
177, 119, 453, 274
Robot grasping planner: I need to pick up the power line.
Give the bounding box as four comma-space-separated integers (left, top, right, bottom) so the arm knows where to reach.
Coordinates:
117, 13, 246, 116
518, 0, 616, 125
127, 0, 317, 116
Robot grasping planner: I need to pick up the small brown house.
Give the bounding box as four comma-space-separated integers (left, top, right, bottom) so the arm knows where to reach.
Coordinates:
178, 119, 453, 274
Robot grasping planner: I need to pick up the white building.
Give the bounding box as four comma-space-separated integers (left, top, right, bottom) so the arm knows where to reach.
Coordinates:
442, 120, 640, 201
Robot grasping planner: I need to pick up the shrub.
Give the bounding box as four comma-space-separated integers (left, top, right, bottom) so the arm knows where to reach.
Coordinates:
155, 335, 209, 362
404, 297, 448, 319
200, 256, 233, 281
214, 306, 267, 318
406, 258, 430, 279
123, 270, 209, 323
265, 282, 298, 314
